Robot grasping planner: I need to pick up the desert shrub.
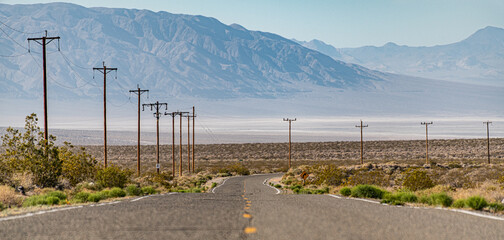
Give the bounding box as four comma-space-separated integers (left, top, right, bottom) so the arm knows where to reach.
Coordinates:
72, 192, 90, 203
452, 199, 466, 208
125, 185, 142, 196
95, 165, 131, 188
0, 185, 23, 207
23, 195, 48, 207
351, 185, 386, 199
340, 187, 352, 196
311, 164, 345, 186
141, 186, 157, 195
108, 187, 126, 198
1, 114, 62, 188
402, 169, 434, 191
420, 193, 453, 207
45, 196, 60, 205
46, 191, 67, 200
381, 192, 417, 205
211, 163, 250, 176
75, 182, 102, 192
59, 143, 98, 186
274, 184, 282, 189
488, 203, 504, 213
0, 202, 4, 211
465, 196, 488, 210
346, 170, 389, 187
211, 182, 217, 189
146, 171, 173, 188
87, 192, 107, 202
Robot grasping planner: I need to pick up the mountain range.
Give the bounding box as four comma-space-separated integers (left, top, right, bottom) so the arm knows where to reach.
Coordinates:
295, 26, 504, 87
0, 3, 503, 132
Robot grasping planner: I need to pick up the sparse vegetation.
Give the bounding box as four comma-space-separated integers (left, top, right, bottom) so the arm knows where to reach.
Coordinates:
340, 187, 352, 196
350, 185, 386, 199
465, 196, 488, 210
420, 193, 453, 207
401, 169, 434, 191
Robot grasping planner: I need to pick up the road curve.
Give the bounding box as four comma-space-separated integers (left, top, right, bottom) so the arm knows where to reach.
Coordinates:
1, 174, 504, 239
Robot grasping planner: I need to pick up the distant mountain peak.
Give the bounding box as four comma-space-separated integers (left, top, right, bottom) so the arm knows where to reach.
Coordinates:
463, 26, 504, 44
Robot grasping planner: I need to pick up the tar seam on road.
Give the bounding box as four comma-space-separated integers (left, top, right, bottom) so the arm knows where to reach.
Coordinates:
262, 178, 281, 194
327, 194, 504, 221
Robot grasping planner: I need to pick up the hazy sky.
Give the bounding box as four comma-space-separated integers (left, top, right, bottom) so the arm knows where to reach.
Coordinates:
1, 0, 503, 47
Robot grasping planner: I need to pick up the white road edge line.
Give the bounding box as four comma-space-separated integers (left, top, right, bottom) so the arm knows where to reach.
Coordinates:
211, 177, 232, 194
327, 194, 504, 221
0, 192, 178, 222
0, 205, 84, 222
130, 192, 177, 202
263, 178, 281, 195
130, 196, 150, 202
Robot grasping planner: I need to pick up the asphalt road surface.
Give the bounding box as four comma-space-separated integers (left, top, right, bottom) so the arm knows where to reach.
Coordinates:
1, 174, 504, 239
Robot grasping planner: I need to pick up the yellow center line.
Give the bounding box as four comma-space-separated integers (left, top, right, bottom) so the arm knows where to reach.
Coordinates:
243, 213, 252, 218
244, 206, 250, 210
243, 197, 248, 200
244, 227, 257, 234
246, 200, 251, 203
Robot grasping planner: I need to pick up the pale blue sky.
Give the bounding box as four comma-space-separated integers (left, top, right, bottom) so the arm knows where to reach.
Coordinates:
1, 0, 503, 48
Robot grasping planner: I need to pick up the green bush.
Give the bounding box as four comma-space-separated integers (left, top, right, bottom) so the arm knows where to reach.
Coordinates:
95, 165, 131, 188
452, 199, 466, 208
0, 202, 4, 211
420, 193, 453, 207
59, 143, 97, 186
351, 185, 386, 199
46, 191, 67, 200
100, 190, 111, 198
87, 192, 106, 202
488, 203, 504, 213
125, 185, 142, 196
72, 192, 90, 203
211, 182, 217, 189
23, 195, 48, 207
141, 186, 157, 195
274, 184, 282, 189
340, 187, 352, 197
346, 169, 389, 187
381, 192, 417, 205
108, 187, 126, 198
45, 196, 60, 205
465, 196, 488, 210
402, 169, 434, 191
1, 114, 63, 188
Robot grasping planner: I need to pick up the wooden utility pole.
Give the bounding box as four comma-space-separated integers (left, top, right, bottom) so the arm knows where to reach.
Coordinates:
187, 113, 191, 173
283, 118, 296, 169
143, 101, 168, 174
484, 121, 492, 164
27, 30, 60, 142
192, 106, 196, 173
129, 85, 149, 176
165, 112, 177, 177
421, 122, 433, 164
93, 62, 117, 168
355, 120, 368, 165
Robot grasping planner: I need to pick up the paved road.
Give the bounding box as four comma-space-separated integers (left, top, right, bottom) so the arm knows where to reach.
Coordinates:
1, 174, 504, 239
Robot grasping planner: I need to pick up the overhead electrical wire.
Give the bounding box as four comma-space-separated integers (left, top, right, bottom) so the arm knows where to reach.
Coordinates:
0, 19, 45, 35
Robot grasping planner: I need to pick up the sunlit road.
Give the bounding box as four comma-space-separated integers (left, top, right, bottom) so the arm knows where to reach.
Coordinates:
1, 174, 504, 239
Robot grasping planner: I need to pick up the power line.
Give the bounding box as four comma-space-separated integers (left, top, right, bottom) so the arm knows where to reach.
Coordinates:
0, 51, 29, 58
0, 26, 30, 51
0, 19, 45, 35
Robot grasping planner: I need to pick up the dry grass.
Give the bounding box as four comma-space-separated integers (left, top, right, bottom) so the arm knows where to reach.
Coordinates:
0, 185, 23, 208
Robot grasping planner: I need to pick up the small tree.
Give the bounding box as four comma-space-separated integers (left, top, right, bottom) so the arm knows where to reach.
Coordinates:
402, 169, 434, 191
1, 114, 62, 187
59, 142, 98, 186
